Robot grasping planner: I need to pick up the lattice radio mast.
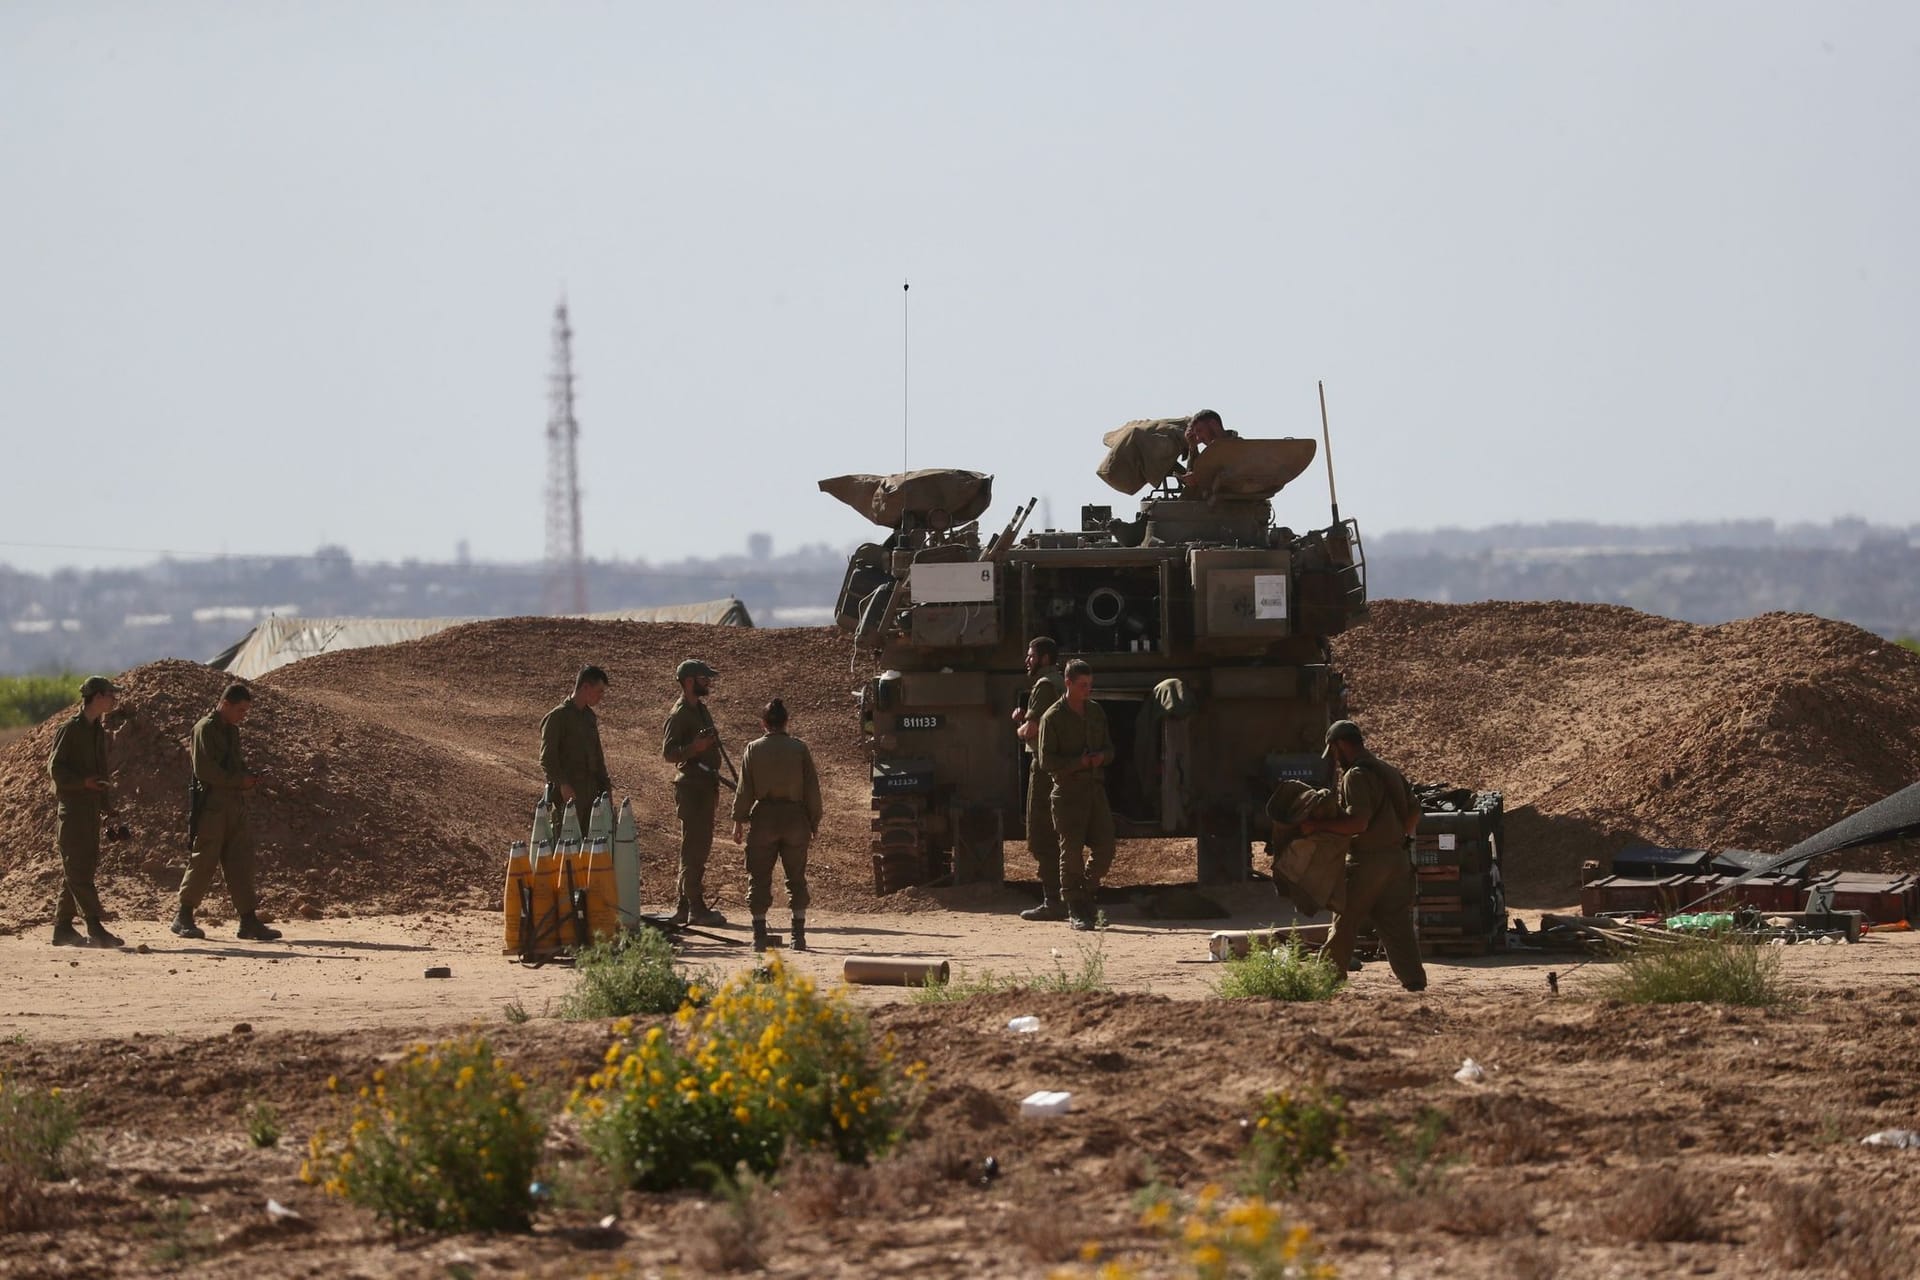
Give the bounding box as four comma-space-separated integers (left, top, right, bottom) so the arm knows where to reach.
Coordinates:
542, 299, 587, 615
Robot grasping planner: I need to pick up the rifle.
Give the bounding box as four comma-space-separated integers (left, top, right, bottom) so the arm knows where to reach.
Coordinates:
187, 778, 207, 850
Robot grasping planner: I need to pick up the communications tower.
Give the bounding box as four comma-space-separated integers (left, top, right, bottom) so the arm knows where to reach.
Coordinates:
542, 300, 587, 615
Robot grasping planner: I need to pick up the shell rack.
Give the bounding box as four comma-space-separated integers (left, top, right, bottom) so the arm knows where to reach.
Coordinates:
1581, 866, 1918, 925
1410, 791, 1508, 956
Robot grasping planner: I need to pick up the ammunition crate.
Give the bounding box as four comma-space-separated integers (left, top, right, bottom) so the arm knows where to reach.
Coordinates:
1811, 873, 1917, 924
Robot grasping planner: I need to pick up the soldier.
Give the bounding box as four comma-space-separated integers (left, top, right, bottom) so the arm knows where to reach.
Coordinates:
729, 698, 823, 953
171, 684, 281, 942
1298, 720, 1427, 992
1037, 658, 1117, 931
661, 658, 727, 926
47, 676, 124, 948
539, 665, 613, 832
1011, 636, 1066, 921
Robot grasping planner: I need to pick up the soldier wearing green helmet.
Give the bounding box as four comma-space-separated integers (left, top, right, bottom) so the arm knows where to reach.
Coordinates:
661, 658, 727, 926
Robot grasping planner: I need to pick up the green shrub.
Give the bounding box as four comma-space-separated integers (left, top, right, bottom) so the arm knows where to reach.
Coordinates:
908, 939, 1108, 1005
571, 957, 923, 1191
305, 1036, 545, 1233
0, 674, 78, 731
0, 1075, 86, 1234
245, 1101, 281, 1149
562, 929, 698, 1020
1215, 935, 1342, 1002
0, 1075, 86, 1180
1243, 1086, 1348, 1195
1596, 934, 1790, 1006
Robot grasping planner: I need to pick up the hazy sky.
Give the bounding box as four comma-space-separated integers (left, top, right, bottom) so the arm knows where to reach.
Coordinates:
4, 1, 1916, 575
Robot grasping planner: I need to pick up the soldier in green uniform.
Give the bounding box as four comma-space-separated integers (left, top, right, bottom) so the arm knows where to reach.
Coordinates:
172, 684, 281, 942
539, 665, 613, 832
729, 698, 824, 953
47, 676, 123, 948
1299, 720, 1426, 992
1037, 659, 1116, 931
661, 658, 727, 926
1011, 636, 1066, 921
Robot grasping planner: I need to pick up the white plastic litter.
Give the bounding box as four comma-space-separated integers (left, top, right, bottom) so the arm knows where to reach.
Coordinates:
1020, 1090, 1073, 1118
1861, 1129, 1920, 1149
265, 1199, 302, 1222
1453, 1058, 1487, 1085
598, 1214, 618, 1229
1007, 1015, 1041, 1034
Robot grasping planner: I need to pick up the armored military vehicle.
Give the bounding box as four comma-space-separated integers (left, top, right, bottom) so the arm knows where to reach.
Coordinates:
821, 422, 1368, 893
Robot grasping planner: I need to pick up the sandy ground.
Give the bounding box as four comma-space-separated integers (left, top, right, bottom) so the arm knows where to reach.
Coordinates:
6, 891, 1916, 1043
7, 898, 1920, 1277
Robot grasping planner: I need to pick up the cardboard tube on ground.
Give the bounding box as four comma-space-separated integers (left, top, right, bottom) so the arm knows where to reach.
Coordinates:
843, 957, 951, 987
1209, 925, 1333, 961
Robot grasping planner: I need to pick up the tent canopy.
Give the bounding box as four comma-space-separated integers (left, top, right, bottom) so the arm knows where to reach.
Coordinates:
211, 599, 754, 679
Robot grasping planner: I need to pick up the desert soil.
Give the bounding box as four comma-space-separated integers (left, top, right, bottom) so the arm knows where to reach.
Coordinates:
3, 604, 1919, 1276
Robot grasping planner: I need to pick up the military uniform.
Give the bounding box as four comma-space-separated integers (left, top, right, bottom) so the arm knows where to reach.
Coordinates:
1023, 666, 1065, 901
662, 694, 723, 918
177, 709, 265, 919
731, 731, 823, 936
1038, 697, 1117, 922
47, 710, 110, 931
539, 699, 612, 830
1320, 749, 1427, 991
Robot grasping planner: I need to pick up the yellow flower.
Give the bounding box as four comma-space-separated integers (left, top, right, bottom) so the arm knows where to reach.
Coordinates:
1191, 1243, 1224, 1271
1139, 1200, 1172, 1228
1079, 1241, 1102, 1262
325, 1075, 339, 1093
734, 1105, 752, 1124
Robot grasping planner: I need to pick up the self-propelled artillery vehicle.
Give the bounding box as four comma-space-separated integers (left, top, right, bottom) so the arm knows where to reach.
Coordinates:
821, 418, 1368, 893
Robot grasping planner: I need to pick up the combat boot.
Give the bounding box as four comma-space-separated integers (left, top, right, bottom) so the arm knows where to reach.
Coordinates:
752, 918, 772, 954
667, 901, 691, 927
85, 919, 124, 949
51, 921, 85, 947
1068, 911, 1097, 932
790, 918, 807, 952
169, 909, 206, 940
1019, 898, 1067, 922
237, 913, 283, 942
691, 906, 728, 928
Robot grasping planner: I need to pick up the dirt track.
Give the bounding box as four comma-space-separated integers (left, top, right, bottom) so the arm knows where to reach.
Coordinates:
4, 911, 1920, 1278
4, 604, 1920, 1276
5, 603, 1919, 934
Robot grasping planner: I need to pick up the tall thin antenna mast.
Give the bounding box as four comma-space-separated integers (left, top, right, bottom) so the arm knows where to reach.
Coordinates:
1318, 379, 1341, 528
543, 299, 587, 614
902, 279, 910, 471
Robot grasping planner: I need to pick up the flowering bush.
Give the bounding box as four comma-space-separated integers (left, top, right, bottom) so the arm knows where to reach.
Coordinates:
1053, 1185, 1336, 1280
303, 1036, 545, 1233
1243, 1086, 1347, 1195
571, 957, 924, 1190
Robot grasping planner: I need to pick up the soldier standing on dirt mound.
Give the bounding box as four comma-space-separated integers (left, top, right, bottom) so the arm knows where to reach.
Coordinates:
47, 675, 124, 949
729, 697, 823, 954
662, 659, 727, 927
1038, 659, 1117, 932
1299, 720, 1426, 992
172, 684, 281, 942
539, 665, 613, 830
1011, 636, 1067, 921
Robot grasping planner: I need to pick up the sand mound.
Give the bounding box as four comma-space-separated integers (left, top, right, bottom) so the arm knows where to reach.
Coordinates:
1336, 601, 1920, 901
4, 604, 1917, 930
0, 660, 499, 930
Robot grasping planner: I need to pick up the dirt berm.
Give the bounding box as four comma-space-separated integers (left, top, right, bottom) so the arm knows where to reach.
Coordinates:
1, 604, 1916, 931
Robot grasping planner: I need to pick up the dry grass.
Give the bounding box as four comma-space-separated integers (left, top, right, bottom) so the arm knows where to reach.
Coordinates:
0, 1166, 48, 1235
685, 1171, 773, 1273
1449, 1092, 1562, 1166
1756, 1178, 1906, 1279
1005, 1205, 1079, 1263
1499, 1240, 1563, 1280
1596, 1168, 1713, 1243
775, 1150, 870, 1226
1297, 1166, 1530, 1239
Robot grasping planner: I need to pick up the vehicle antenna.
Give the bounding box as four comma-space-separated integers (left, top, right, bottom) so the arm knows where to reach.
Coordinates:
902, 280, 910, 471
1318, 379, 1341, 527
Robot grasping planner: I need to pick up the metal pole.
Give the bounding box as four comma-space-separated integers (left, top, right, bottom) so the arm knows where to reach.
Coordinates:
1318, 380, 1341, 527
902, 280, 910, 471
